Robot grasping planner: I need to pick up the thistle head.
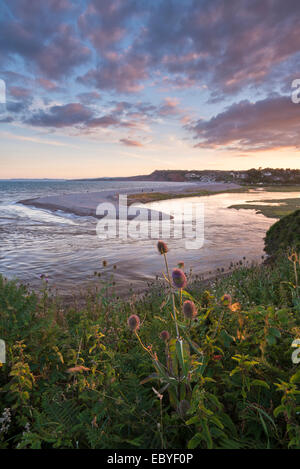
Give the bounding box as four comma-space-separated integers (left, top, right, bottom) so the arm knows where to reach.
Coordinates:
183, 300, 197, 319
177, 261, 185, 269
127, 314, 140, 332
157, 240, 168, 255
159, 330, 170, 342
172, 268, 187, 289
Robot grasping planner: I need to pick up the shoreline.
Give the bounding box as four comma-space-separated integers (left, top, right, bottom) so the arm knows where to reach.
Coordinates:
9, 181, 285, 299
19, 181, 242, 218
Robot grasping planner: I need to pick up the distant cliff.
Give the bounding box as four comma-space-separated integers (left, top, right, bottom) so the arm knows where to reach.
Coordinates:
76, 168, 300, 184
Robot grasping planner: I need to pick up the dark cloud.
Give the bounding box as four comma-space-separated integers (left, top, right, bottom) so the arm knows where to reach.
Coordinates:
36, 78, 61, 92
1, 0, 300, 152
22, 95, 184, 133
7, 100, 29, 113
77, 91, 101, 104
36, 24, 91, 79
188, 95, 300, 151
78, 52, 149, 93
87, 115, 121, 128
0, 1, 90, 78
120, 138, 143, 147
26, 102, 143, 130
138, 0, 300, 96
77, 0, 141, 53
158, 97, 181, 117
2, 0, 300, 96
0, 115, 14, 124
9, 87, 31, 98
27, 103, 94, 128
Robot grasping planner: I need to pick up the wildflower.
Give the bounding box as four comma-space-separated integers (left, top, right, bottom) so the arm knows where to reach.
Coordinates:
183, 300, 197, 319
66, 366, 90, 374
157, 240, 168, 254
221, 294, 232, 306
213, 355, 222, 361
229, 302, 241, 313
172, 268, 187, 289
178, 261, 184, 269
40, 274, 49, 282
159, 330, 170, 342
127, 314, 140, 332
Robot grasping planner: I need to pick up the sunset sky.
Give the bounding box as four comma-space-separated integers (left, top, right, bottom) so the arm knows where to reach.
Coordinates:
1, 0, 300, 179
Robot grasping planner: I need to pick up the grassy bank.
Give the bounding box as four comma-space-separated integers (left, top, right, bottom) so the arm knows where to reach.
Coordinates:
265, 210, 300, 256
128, 185, 300, 214
126, 187, 246, 204
229, 197, 300, 219
1, 245, 300, 449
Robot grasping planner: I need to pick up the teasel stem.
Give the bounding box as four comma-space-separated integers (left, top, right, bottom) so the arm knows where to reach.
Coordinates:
294, 259, 298, 290
212, 310, 225, 339
135, 331, 153, 357
163, 252, 180, 339
159, 395, 165, 449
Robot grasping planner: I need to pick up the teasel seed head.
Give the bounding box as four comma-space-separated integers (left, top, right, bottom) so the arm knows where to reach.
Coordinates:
157, 240, 168, 255
127, 314, 140, 332
159, 330, 170, 342
183, 300, 197, 319
172, 268, 187, 289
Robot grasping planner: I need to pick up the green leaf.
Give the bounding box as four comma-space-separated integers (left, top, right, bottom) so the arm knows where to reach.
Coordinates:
269, 327, 281, 338
180, 290, 195, 301
186, 416, 199, 425
290, 370, 300, 384
187, 432, 202, 449
220, 329, 235, 348
251, 379, 270, 390
266, 335, 276, 346
274, 405, 285, 418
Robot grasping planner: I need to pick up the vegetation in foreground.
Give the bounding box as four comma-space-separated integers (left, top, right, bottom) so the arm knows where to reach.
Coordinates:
1, 245, 300, 449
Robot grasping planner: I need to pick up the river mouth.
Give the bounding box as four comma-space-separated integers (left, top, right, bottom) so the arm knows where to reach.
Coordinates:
1, 182, 299, 296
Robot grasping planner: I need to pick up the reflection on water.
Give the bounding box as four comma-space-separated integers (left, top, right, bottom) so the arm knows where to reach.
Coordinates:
0, 180, 299, 294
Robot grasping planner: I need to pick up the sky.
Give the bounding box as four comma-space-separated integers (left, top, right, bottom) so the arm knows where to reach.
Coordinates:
0, 0, 300, 179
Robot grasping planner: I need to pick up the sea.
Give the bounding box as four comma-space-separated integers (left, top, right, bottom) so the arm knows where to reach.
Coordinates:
0, 179, 296, 296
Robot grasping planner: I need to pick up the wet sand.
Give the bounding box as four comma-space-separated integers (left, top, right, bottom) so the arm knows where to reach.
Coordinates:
19, 182, 241, 218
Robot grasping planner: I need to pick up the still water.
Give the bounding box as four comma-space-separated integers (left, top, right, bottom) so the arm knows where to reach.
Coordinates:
0, 180, 297, 295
